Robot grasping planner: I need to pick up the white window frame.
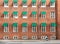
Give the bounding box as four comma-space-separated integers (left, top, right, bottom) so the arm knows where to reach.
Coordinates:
13, 3, 18, 8
22, 2, 27, 7
22, 15, 27, 19
41, 15, 46, 19
32, 36, 37, 40
13, 36, 18, 40
4, 13, 9, 19
13, 26, 18, 32
50, 27, 56, 32
22, 27, 28, 32
3, 36, 9, 40
22, 36, 28, 40
32, 3, 36, 7
32, 27, 37, 32
13, 14, 18, 19
4, 26, 9, 32
4, 2, 9, 8
50, 2, 55, 7
32, 14, 36, 19
41, 36, 48, 40
41, 26, 46, 32
41, 2, 46, 7
50, 36, 56, 40
50, 12, 55, 19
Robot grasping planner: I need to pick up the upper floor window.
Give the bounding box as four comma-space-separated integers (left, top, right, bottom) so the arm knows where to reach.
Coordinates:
3, 22, 9, 32
3, 11, 9, 19
50, 0, 55, 7
50, 12, 55, 19
22, 0, 27, 7
32, 0, 36, 7
50, 23, 56, 32
12, 22, 18, 32
4, 0, 9, 7
41, 0, 46, 7
22, 23, 28, 32
41, 11, 46, 18
13, 11, 18, 19
41, 22, 46, 32
32, 11, 37, 19
13, 0, 18, 8
32, 22, 37, 32
22, 11, 28, 19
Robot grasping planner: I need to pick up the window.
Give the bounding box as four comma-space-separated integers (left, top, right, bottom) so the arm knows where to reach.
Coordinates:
41, 36, 48, 40
32, 36, 37, 40
50, 2, 55, 7
13, 0, 18, 8
3, 36, 9, 40
22, 0, 27, 7
50, 36, 56, 40
22, 27, 28, 32
3, 23, 9, 32
50, 0, 55, 7
22, 11, 27, 19
13, 27, 18, 32
41, 26, 46, 32
13, 11, 18, 19
50, 12, 55, 19
4, 27, 9, 32
22, 36, 28, 40
41, 15, 46, 18
32, 27, 37, 32
41, 11, 46, 18
12, 23, 18, 32
4, 0, 9, 7
32, 0, 36, 7
50, 27, 56, 32
41, 2, 46, 7
3, 11, 9, 19
32, 11, 37, 19
13, 36, 18, 40
41, 0, 46, 7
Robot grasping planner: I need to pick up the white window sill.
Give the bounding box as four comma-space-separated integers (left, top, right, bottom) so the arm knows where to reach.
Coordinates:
50, 6, 55, 8
23, 6, 28, 7
23, 16, 27, 19
32, 6, 36, 7
13, 6, 18, 8
13, 16, 18, 19
41, 6, 46, 8
4, 6, 9, 8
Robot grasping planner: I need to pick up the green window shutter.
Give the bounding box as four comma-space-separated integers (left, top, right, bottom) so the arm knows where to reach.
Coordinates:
41, 0, 46, 3
3, 11, 8, 15
12, 23, 18, 27
32, 0, 36, 3
41, 22, 47, 27
3, 22, 8, 27
22, 11, 27, 15
13, 0, 18, 3
22, 23, 27, 27
51, 23, 56, 27
4, 0, 8, 3
22, 0, 27, 3
32, 22, 37, 27
41, 11, 46, 15
32, 11, 37, 15
13, 11, 18, 15
50, 0, 55, 3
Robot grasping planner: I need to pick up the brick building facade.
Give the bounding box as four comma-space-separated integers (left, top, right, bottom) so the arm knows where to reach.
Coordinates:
0, 0, 59, 40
